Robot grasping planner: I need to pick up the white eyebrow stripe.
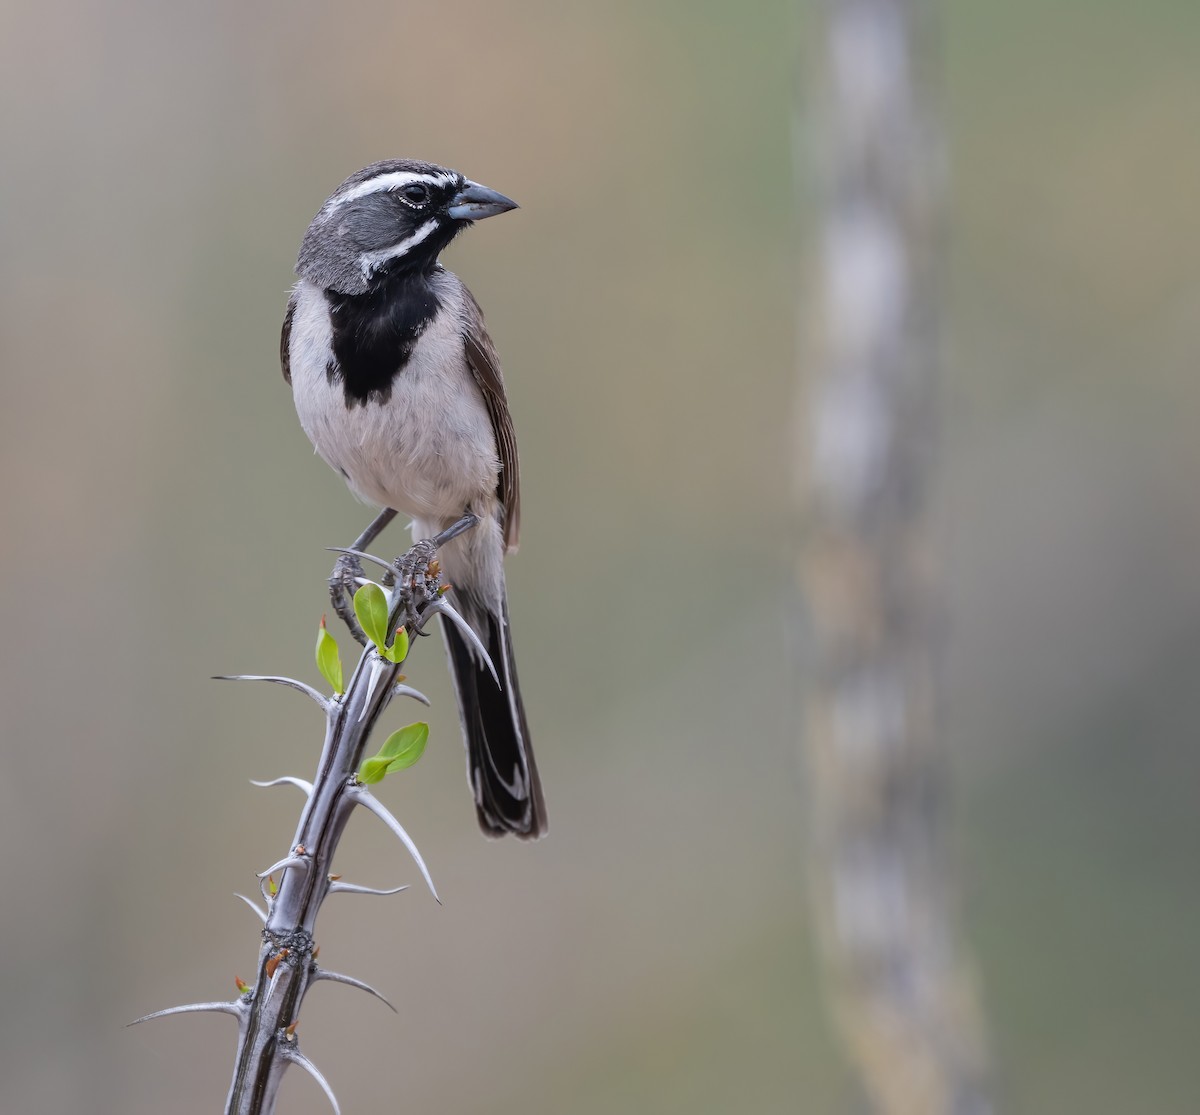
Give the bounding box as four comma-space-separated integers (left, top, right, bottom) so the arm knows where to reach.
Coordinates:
329, 170, 458, 210
358, 219, 439, 278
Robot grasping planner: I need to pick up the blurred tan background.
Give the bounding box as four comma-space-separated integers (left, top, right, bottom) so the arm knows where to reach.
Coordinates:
1, 1, 1197, 1112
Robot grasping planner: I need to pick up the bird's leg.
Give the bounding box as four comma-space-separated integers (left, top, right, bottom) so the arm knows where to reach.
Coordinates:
330, 508, 398, 645
430, 511, 480, 548
391, 512, 480, 634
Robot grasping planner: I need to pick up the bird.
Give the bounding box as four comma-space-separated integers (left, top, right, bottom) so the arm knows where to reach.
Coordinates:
280, 159, 546, 839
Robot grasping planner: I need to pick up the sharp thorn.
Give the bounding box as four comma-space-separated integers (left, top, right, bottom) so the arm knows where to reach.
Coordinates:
280, 1045, 342, 1115
212, 675, 331, 710
249, 776, 315, 798
391, 683, 430, 705
359, 656, 386, 721
347, 786, 439, 902
233, 892, 268, 923
421, 600, 499, 685
328, 546, 395, 574
129, 1001, 242, 1026
326, 881, 410, 897
311, 967, 398, 1013
257, 855, 309, 880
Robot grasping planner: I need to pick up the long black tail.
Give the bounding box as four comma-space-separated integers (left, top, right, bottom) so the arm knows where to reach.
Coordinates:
442, 594, 546, 839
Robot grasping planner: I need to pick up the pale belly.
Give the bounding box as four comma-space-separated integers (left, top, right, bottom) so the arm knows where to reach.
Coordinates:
287, 279, 500, 525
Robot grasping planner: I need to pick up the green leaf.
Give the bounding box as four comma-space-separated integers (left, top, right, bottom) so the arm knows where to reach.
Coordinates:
380, 623, 410, 664
357, 722, 429, 784
357, 757, 390, 785
353, 583, 390, 651
380, 722, 428, 768
315, 617, 344, 694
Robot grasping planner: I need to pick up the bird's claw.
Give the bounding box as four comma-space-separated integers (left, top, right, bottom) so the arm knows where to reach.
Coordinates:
329, 510, 475, 642
390, 539, 443, 634
329, 551, 369, 646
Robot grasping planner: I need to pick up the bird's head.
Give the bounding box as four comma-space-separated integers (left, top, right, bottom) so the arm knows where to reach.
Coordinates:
296, 159, 518, 295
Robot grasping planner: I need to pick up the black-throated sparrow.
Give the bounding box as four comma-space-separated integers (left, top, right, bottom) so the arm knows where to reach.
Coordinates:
281, 159, 546, 839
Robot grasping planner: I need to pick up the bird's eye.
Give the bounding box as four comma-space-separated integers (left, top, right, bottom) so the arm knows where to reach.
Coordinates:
400, 183, 430, 205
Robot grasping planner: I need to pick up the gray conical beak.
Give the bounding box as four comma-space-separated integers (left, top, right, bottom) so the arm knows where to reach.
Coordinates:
447, 181, 519, 221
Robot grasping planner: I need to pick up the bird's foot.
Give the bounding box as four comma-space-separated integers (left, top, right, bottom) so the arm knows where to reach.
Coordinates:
329, 551, 369, 646
390, 539, 444, 634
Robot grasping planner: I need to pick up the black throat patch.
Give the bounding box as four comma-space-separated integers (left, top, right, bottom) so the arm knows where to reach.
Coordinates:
324, 272, 443, 406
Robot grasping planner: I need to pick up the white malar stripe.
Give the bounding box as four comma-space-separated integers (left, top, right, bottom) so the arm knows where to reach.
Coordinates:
329, 170, 458, 211
357, 219, 439, 278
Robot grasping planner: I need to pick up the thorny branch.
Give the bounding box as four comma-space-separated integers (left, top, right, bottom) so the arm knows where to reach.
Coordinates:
132, 516, 485, 1115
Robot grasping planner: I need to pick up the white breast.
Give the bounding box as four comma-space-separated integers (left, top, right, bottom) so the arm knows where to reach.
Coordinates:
287, 273, 501, 525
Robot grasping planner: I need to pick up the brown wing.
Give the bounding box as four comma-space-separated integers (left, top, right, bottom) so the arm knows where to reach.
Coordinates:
461, 286, 521, 552
280, 293, 296, 385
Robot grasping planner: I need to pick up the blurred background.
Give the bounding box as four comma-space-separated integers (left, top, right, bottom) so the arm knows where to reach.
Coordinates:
1, 1, 1198, 1112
